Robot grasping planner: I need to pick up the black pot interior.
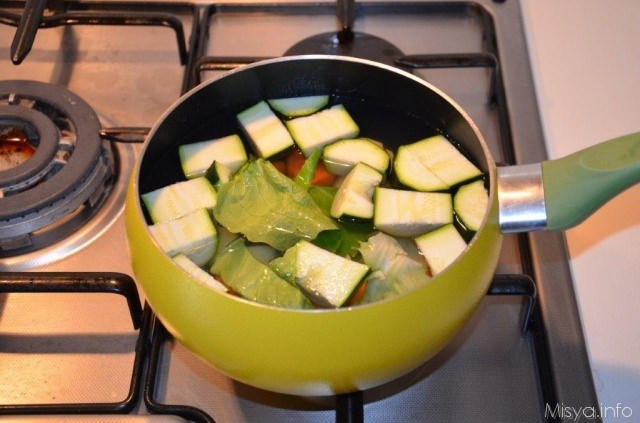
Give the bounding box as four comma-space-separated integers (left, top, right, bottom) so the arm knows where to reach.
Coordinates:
138, 57, 489, 197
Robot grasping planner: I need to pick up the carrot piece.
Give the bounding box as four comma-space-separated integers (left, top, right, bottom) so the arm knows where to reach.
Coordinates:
285, 149, 306, 177
285, 149, 336, 186
310, 161, 336, 186
271, 159, 287, 175
347, 280, 368, 306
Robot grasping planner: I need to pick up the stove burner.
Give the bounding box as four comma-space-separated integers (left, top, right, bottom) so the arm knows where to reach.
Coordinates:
0, 80, 115, 254
285, 31, 406, 69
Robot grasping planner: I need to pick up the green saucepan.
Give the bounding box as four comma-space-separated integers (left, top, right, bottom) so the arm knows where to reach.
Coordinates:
125, 55, 640, 396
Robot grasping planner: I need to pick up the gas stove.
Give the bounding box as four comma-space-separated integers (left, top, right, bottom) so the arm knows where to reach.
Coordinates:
0, 0, 600, 421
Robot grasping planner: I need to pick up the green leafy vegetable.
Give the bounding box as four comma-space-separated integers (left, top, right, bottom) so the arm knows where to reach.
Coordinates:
269, 245, 297, 285
211, 238, 312, 309
308, 185, 374, 257
356, 232, 431, 303
213, 159, 338, 251
294, 148, 322, 189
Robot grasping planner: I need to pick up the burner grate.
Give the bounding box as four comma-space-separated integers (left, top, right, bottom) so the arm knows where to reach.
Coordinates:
0, 272, 146, 415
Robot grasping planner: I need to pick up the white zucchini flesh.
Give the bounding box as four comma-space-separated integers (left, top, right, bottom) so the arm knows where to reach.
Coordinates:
285, 104, 360, 157
394, 144, 448, 192
173, 253, 227, 293
453, 179, 489, 231
178, 134, 247, 179
267, 95, 330, 117
373, 187, 453, 237
294, 240, 370, 308
414, 223, 467, 275
396, 135, 482, 189
237, 101, 295, 158
322, 138, 390, 176
148, 208, 218, 267
141, 177, 217, 223
330, 162, 383, 220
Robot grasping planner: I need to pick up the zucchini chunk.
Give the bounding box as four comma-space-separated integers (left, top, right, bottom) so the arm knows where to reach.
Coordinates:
267, 95, 330, 117
415, 223, 467, 275
141, 176, 217, 223
373, 187, 452, 237
395, 135, 482, 190
205, 160, 234, 189
148, 208, 218, 267
330, 162, 383, 221
322, 138, 391, 176
453, 179, 489, 232
178, 134, 247, 179
173, 253, 227, 293
395, 143, 448, 192
237, 101, 295, 158
293, 240, 370, 308
286, 104, 360, 157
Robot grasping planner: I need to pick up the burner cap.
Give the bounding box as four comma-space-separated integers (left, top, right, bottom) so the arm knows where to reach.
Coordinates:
0, 105, 59, 190
285, 32, 407, 69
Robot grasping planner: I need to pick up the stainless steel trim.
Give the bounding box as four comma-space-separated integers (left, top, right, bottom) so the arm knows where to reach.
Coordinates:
497, 163, 547, 233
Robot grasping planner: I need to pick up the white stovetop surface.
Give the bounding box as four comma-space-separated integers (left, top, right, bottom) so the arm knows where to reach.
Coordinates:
521, 0, 640, 420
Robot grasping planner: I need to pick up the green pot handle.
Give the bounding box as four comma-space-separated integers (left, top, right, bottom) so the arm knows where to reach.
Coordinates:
542, 131, 640, 231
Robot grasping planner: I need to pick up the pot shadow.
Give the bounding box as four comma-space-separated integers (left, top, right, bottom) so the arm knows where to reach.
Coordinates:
563, 185, 640, 257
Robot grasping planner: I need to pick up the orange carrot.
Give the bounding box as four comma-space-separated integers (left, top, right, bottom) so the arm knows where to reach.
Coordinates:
271, 159, 288, 175
285, 149, 336, 186
310, 161, 337, 186
285, 149, 306, 177
347, 280, 368, 306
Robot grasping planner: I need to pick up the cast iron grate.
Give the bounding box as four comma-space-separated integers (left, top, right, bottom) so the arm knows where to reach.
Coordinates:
0, 272, 147, 415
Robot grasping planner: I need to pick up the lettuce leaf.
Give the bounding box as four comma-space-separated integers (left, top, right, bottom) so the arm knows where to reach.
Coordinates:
213, 159, 337, 251
211, 238, 312, 309
356, 232, 431, 304
293, 148, 321, 189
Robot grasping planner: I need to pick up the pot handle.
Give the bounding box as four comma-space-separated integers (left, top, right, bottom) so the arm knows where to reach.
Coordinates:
542, 131, 640, 231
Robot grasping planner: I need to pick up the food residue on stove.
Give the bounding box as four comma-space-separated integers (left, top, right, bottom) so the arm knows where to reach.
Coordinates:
0, 126, 36, 171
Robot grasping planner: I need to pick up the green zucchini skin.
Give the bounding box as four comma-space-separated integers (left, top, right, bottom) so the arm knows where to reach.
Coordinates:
267, 95, 330, 118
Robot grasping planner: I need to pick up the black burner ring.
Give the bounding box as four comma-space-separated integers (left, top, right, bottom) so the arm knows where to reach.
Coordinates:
285, 32, 407, 69
0, 105, 59, 190
0, 80, 103, 221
